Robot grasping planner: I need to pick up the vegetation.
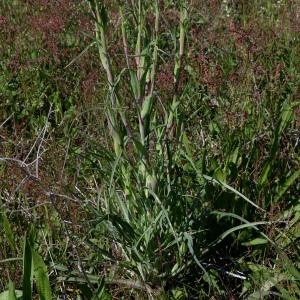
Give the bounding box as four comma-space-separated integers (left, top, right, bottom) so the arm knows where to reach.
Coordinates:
0, 0, 299, 299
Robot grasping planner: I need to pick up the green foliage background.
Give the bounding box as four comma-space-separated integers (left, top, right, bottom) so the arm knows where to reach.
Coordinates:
0, 0, 299, 299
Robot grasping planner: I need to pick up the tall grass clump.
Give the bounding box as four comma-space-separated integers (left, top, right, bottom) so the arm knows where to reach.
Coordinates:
83, 0, 203, 297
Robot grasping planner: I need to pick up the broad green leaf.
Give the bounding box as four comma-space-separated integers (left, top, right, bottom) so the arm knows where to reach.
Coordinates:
0, 206, 16, 251
229, 146, 239, 165
274, 169, 300, 203
214, 168, 226, 183
278, 104, 293, 135
129, 70, 140, 100
8, 281, 17, 300
141, 95, 153, 119
23, 235, 33, 300
259, 160, 271, 186
32, 250, 52, 300
242, 238, 268, 246
0, 290, 22, 300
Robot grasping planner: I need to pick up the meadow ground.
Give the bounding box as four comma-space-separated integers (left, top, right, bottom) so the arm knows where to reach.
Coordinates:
0, 0, 299, 299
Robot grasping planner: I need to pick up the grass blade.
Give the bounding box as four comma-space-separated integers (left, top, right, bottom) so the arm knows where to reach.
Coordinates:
0, 203, 16, 252
274, 169, 300, 203
8, 280, 17, 300
22, 234, 33, 300
203, 174, 265, 212
32, 250, 52, 300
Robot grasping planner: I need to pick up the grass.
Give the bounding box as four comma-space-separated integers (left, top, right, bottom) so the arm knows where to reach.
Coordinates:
0, 0, 299, 299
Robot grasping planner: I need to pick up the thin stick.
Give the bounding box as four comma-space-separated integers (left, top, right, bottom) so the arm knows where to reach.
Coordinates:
35, 107, 52, 178
0, 113, 14, 130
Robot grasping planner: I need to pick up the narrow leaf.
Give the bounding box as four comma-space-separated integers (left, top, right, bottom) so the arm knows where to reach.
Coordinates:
0, 207, 16, 251
23, 236, 33, 300
203, 174, 265, 211
242, 238, 268, 246
32, 250, 52, 300
8, 281, 17, 300
274, 169, 300, 203
0, 290, 22, 300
